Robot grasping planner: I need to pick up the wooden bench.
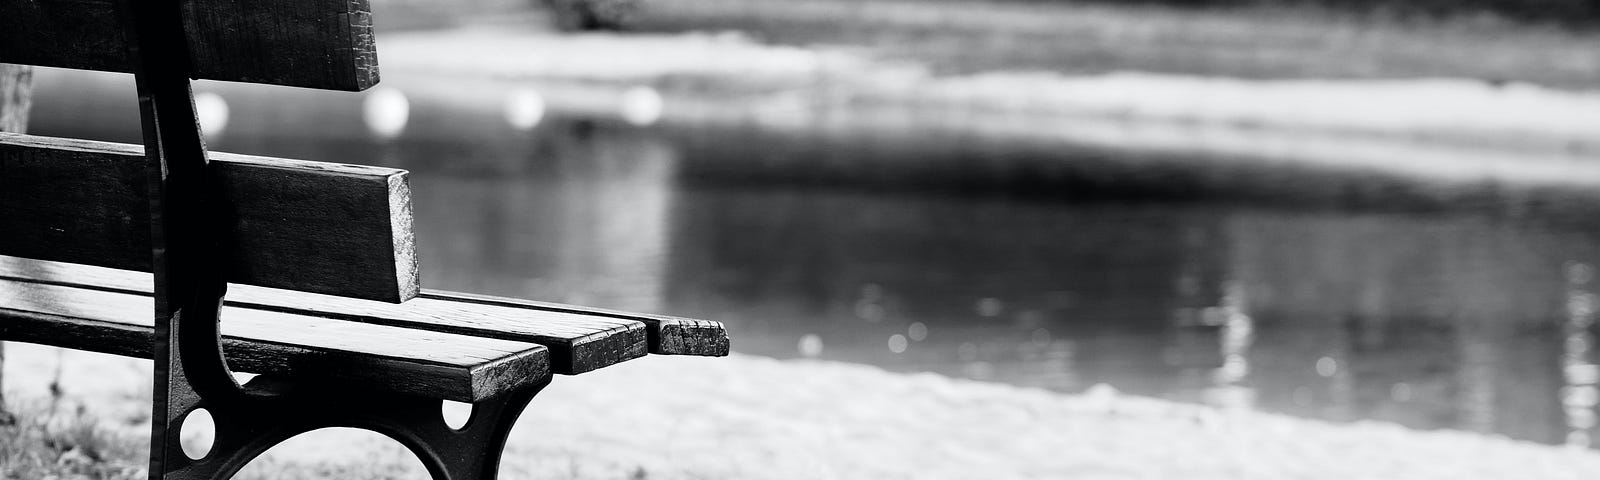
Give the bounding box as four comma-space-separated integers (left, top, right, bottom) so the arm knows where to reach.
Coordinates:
0, 0, 728, 478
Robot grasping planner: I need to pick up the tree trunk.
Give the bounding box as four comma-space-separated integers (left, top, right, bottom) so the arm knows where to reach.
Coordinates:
0, 64, 30, 133
0, 63, 33, 425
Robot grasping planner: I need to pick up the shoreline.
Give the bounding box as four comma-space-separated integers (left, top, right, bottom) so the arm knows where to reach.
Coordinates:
378, 25, 1600, 157
360, 25, 1600, 205
626, 0, 1600, 89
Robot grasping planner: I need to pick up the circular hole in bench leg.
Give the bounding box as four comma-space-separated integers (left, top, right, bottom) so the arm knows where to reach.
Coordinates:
441, 401, 473, 430
179, 408, 216, 460
235, 428, 430, 477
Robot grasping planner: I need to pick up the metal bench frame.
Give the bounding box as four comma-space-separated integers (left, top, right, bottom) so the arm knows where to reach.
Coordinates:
117, 1, 565, 477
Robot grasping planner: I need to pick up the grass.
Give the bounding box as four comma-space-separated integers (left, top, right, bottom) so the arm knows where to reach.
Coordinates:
0, 396, 628, 480
0, 401, 423, 480
232, 461, 424, 480
626, 0, 1600, 88
0, 402, 145, 480
0, 400, 411, 480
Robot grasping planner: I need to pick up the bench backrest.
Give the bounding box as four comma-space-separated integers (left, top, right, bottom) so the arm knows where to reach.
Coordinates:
0, 134, 417, 302
0, 0, 378, 91
0, 0, 417, 302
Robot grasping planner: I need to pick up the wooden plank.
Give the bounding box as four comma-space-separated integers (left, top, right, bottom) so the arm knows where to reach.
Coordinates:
0, 133, 418, 303
0, 278, 549, 402
0, 256, 729, 359
0, 257, 649, 373
233, 293, 648, 375
0, 0, 377, 91
182, 0, 379, 90
429, 291, 732, 357
0, 256, 651, 373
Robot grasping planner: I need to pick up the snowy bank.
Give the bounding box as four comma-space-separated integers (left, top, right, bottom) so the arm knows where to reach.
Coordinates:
908, 73, 1600, 152
7, 343, 1600, 479
377, 26, 1600, 153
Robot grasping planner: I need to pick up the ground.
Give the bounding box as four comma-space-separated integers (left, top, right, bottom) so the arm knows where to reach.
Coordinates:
6, 343, 1600, 479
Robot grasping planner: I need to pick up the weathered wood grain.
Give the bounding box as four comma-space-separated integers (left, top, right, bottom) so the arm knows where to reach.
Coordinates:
182, 0, 379, 90
233, 293, 647, 375
0, 133, 418, 303
0, 256, 730, 359
0, 256, 646, 373
431, 291, 732, 357
0, 277, 548, 402
0, 0, 377, 91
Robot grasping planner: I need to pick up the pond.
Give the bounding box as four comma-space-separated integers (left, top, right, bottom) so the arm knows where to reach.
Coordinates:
25, 69, 1600, 449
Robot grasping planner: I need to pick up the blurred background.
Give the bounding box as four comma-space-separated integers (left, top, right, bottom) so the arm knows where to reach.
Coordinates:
11, 0, 1600, 474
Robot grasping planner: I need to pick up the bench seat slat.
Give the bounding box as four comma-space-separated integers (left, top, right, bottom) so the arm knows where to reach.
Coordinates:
237, 294, 647, 375
427, 291, 731, 357
0, 256, 714, 374
0, 278, 548, 402
0, 133, 418, 303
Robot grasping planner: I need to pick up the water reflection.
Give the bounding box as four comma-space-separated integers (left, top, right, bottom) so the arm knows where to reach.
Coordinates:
363, 87, 411, 140
504, 89, 546, 131
619, 86, 664, 127
1564, 263, 1598, 447
397, 118, 679, 312
25, 70, 1600, 449
1204, 281, 1254, 411
194, 92, 229, 141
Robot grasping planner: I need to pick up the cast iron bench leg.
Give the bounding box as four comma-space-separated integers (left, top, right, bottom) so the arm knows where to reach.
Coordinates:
118, 0, 559, 478
156, 378, 551, 480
